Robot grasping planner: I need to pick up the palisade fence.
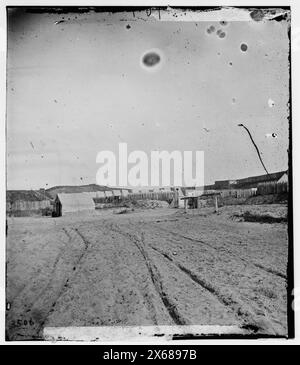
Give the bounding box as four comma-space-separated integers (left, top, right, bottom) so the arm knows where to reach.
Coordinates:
93, 182, 288, 207
6, 200, 52, 217
128, 191, 174, 201
257, 182, 288, 195
94, 191, 175, 204
7, 199, 51, 211
219, 189, 257, 199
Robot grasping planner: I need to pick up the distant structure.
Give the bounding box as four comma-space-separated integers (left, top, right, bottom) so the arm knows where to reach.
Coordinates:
213, 171, 287, 190
46, 184, 113, 199
180, 170, 288, 209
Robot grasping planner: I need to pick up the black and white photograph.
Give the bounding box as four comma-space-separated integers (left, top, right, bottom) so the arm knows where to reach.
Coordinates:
2, 4, 296, 345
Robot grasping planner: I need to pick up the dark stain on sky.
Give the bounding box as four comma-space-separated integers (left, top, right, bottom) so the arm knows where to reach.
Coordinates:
142, 52, 160, 67
206, 25, 215, 34
271, 12, 289, 22
250, 9, 265, 21
240, 43, 248, 52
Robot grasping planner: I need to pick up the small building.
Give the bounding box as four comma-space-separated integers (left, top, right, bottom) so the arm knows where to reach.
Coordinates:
105, 190, 113, 198
214, 180, 232, 190
181, 191, 221, 210
131, 188, 140, 194
213, 171, 288, 190
235, 170, 288, 189
112, 189, 121, 202
95, 191, 106, 199
54, 193, 95, 216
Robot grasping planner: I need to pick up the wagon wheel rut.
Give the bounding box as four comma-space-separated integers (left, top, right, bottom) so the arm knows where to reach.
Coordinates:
6, 226, 91, 340
152, 224, 287, 280
109, 224, 187, 326
147, 244, 274, 334
121, 221, 280, 335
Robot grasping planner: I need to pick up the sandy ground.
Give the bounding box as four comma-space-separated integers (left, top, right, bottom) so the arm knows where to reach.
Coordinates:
6, 204, 289, 340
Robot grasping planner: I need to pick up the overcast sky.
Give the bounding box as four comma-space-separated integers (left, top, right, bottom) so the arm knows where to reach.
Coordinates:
6, 8, 290, 189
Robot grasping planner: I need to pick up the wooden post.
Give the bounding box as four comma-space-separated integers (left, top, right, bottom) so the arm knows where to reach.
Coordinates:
198, 197, 201, 210
184, 199, 187, 212
174, 189, 179, 208
214, 196, 218, 213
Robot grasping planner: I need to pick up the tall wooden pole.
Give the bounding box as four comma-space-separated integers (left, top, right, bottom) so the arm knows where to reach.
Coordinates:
214, 196, 218, 213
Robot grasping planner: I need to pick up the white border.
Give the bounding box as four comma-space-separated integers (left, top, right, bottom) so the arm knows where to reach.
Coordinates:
0, 0, 298, 346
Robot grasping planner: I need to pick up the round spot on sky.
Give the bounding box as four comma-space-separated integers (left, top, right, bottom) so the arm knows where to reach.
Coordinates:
140, 49, 164, 72
206, 27, 212, 34
250, 9, 264, 22
229, 62, 233, 66
240, 43, 248, 52
220, 20, 228, 26
126, 24, 131, 30
265, 132, 278, 138
142, 52, 160, 67
216, 29, 222, 35
209, 25, 215, 32
232, 97, 236, 103
268, 98, 275, 107
219, 32, 226, 39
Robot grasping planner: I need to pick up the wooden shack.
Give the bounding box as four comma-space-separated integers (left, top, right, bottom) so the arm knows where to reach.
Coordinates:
181, 191, 221, 211
54, 193, 95, 216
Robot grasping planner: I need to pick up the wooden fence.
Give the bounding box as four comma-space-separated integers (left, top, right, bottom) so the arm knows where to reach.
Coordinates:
219, 189, 257, 199
94, 191, 174, 204
6, 199, 52, 216
257, 182, 288, 195
128, 191, 174, 201
7, 199, 51, 211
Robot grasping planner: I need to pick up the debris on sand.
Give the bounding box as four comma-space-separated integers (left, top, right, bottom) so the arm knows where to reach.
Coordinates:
232, 210, 287, 223
113, 208, 134, 214
129, 200, 170, 209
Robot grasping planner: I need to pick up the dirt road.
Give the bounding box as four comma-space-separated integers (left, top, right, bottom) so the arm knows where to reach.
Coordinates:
6, 205, 289, 340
